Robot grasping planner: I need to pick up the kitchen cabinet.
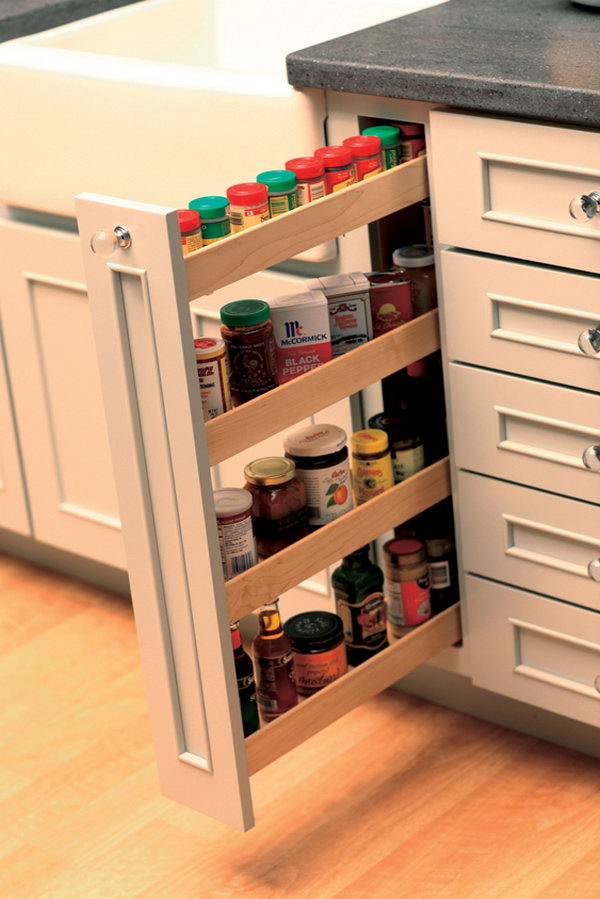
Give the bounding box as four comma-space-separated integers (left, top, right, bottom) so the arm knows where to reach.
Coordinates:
0, 307, 30, 535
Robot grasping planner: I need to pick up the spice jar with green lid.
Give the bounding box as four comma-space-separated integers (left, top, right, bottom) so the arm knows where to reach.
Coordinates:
188, 195, 231, 246
243, 457, 309, 558
361, 125, 401, 169
219, 300, 277, 405
256, 170, 298, 217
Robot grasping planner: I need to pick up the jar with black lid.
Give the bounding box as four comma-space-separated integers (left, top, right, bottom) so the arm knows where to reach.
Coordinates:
284, 423, 352, 527
283, 611, 347, 695
368, 412, 425, 483
243, 457, 309, 559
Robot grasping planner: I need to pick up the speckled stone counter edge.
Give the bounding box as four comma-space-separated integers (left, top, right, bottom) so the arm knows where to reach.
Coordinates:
0, 0, 143, 43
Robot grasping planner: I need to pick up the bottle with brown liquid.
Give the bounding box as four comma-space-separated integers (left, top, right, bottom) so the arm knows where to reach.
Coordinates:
253, 601, 298, 722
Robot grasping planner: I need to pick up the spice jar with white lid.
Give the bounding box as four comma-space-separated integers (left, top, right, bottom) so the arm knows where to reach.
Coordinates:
392, 244, 437, 316
284, 423, 352, 526
244, 457, 309, 558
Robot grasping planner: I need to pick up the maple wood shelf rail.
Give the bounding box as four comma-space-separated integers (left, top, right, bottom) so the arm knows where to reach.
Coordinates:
205, 308, 439, 467
183, 156, 428, 301
226, 456, 451, 623
245, 603, 461, 775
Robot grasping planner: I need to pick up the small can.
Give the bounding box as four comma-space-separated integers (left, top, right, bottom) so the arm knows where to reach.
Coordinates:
392, 121, 426, 161
177, 209, 203, 255
304, 272, 373, 356
188, 195, 231, 245
384, 538, 431, 637
194, 337, 231, 421
268, 289, 332, 384
226, 182, 270, 232
342, 135, 383, 181
214, 488, 257, 580
256, 170, 298, 217
351, 429, 394, 505
284, 423, 352, 526
284, 611, 347, 695
285, 156, 326, 205
314, 145, 356, 194
367, 271, 413, 338
361, 125, 401, 169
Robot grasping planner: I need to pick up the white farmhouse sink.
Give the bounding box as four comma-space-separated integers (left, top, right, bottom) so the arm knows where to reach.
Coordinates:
0, 0, 442, 217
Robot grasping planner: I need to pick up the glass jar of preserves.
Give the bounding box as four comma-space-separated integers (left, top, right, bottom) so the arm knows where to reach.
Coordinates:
283, 611, 347, 695
351, 429, 394, 505
383, 538, 431, 638
283, 423, 352, 527
220, 299, 277, 406
392, 245, 437, 316
243, 457, 309, 558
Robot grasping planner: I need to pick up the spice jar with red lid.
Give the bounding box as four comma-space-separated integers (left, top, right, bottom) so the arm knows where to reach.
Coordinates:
342, 135, 382, 181
285, 156, 326, 205
314, 146, 356, 194
177, 209, 203, 255
226, 182, 269, 232
220, 300, 277, 406
243, 457, 309, 558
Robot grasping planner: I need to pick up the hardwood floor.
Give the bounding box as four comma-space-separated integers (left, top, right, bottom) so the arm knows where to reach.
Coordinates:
1, 551, 599, 899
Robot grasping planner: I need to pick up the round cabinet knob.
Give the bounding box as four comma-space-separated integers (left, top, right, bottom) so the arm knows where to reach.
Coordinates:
582, 446, 600, 471
577, 328, 600, 357
587, 558, 600, 582
569, 191, 600, 221
90, 225, 132, 257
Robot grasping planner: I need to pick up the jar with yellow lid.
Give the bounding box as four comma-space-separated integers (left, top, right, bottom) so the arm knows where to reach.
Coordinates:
351, 429, 394, 505
243, 457, 309, 558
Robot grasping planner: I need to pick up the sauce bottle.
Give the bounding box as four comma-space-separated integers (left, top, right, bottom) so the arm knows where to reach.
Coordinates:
253, 601, 298, 722
219, 299, 278, 405
230, 622, 260, 736
332, 545, 388, 666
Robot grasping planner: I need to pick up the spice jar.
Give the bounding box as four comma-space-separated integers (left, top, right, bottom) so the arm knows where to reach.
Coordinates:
188, 195, 231, 245
177, 209, 203, 255
284, 611, 347, 695
383, 538, 431, 638
361, 125, 401, 169
243, 457, 309, 558
393, 121, 426, 161
226, 182, 269, 232
314, 145, 356, 194
392, 245, 437, 315
351, 429, 394, 505
367, 271, 413, 337
284, 423, 352, 526
368, 412, 424, 483
219, 300, 277, 405
256, 170, 298, 217
285, 156, 326, 205
214, 488, 257, 581
342, 135, 383, 181
194, 337, 231, 421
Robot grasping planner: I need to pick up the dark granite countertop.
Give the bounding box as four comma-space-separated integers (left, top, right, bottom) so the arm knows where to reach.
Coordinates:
0, 0, 142, 43
287, 0, 600, 127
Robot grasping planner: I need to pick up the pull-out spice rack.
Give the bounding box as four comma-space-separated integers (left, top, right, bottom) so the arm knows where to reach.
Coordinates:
77, 156, 461, 831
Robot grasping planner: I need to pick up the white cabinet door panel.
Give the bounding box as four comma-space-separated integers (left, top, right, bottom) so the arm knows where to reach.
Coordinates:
0, 320, 30, 534
440, 250, 600, 393
431, 111, 600, 275
0, 219, 124, 568
466, 575, 600, 727
458, 471, 600, 613
449, 363, 600, 504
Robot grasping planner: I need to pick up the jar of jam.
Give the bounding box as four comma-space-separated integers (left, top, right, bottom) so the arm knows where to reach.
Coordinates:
284, 611, 347, 695
351, 429, 394, 505
283, 423, 352, 527
243, 457, 309, 558
368, 412, 425, 483
366, 271, 413, 338
220, 300, 277, 406
383, 538, 431, 638
392, 245, 437, 316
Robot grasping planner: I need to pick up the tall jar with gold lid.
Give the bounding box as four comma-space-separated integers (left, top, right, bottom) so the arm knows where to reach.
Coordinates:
243, 457, 309, 559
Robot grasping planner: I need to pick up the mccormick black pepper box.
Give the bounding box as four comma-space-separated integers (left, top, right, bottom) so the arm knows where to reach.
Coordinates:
305, 273, 373, 356
268, 290, 332, 384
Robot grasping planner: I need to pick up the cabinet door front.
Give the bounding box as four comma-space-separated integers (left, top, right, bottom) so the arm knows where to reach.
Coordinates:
0, 220, 124, 568
0, 315, 30, 535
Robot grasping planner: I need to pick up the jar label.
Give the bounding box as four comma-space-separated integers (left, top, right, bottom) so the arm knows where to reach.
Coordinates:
296, 179, 326, 205
352, 455, 395, 504
256, 653, 296, 717
381, 146, 401, 169
216, 512, 257, 580
268, 193, 298, 217
370, 280, 412, 338
228, 203, 269, 232
335, 589, 387, 651
252, 506, 309, 542
196, 354, 231, 421
328, 292, 373, 356
392, 444, 425, 482
270, 299, 332, 384
325, 168, 355, 193
226, 338, 277, 399
355, 157, 382, 181
429, 560, 451, 590
386, 576, 431, 630
295, 460, 352, 526
181, 230, 203, 255
292, 644, 347, 694
401, 137, 426, 161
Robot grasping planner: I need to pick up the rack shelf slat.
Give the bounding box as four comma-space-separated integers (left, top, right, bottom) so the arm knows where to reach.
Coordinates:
226, 457, 450, 623
184, 156, 427, 302
245, 603, 461, 775
205, 308, 439, 467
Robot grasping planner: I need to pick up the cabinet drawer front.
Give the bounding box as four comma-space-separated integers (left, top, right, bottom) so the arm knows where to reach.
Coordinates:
449, 364, 600, 503
466, 574, 600, 727
431, 111, 600, 274
458, 472, 600, 613
440, 250, 600, 392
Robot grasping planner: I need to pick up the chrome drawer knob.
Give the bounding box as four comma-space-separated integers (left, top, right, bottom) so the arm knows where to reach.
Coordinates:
569, 191, 600, 221
588, 558, 600, 582
582, 446, 600, 471
577, 328, 600, 357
